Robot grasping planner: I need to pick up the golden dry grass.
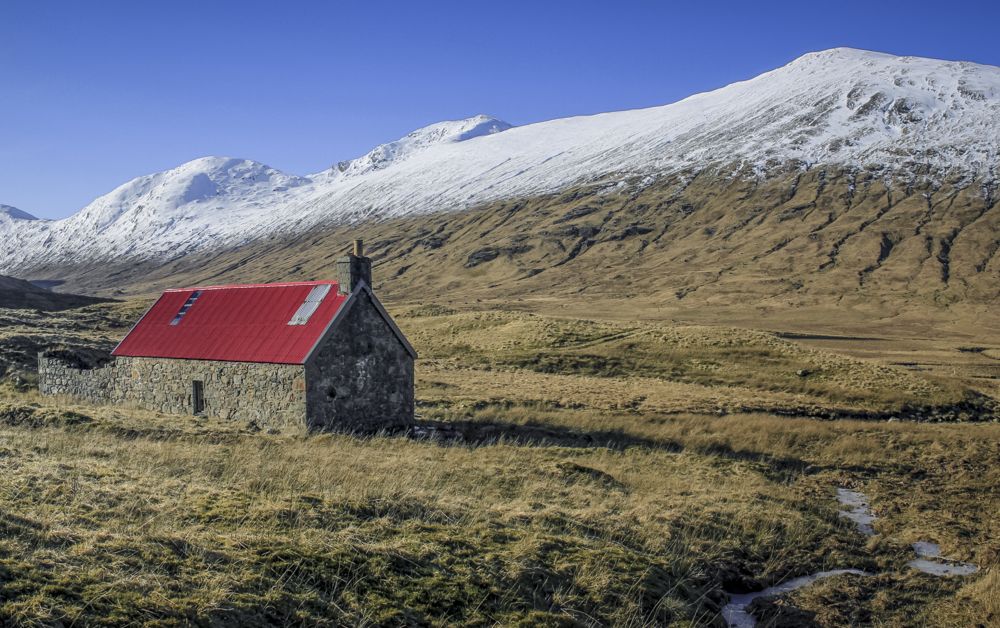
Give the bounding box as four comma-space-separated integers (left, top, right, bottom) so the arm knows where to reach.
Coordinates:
0, 300, 997, 626
1, 394, 997, 626
400, 308, 969, 414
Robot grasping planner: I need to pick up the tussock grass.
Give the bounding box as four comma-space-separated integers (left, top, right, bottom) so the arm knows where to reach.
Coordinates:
0, 301, 996, 625
0, 403, 818, 625
1, 395, 997, 626
401, 309, 972, 415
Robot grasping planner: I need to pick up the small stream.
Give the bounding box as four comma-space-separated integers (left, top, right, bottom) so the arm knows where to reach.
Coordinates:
721, 569, 869, 628
720, 487, 980, 626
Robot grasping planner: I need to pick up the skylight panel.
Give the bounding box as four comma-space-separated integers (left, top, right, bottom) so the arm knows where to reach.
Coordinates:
170, 290, 202, 325
288, 284, 331, 325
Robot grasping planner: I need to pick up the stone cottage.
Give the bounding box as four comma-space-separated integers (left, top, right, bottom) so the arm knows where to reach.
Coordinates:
38, 241, 416, 431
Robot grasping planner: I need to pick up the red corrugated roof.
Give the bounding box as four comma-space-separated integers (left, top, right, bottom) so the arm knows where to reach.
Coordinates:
112, 281, 348, 364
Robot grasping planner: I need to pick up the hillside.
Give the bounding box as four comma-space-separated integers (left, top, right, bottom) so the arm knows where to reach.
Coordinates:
26, 168, 998, 346
0, 274, 111, 311
1, 47, 998, 314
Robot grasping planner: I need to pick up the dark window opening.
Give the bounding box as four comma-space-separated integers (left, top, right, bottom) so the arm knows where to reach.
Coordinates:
192, 380, 205, 415
327, 386, 337, 400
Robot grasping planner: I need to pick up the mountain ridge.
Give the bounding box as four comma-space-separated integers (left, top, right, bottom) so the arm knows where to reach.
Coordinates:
1, 48, 998, 298
0, 205, 39, 222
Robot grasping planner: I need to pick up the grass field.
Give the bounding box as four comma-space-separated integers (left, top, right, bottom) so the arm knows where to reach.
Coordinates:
0, 301, 997, 626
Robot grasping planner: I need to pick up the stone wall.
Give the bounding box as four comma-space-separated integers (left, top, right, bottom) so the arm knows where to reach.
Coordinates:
38, 355, 115, 403
305, 290, 414, 431
39, 354, 306, 428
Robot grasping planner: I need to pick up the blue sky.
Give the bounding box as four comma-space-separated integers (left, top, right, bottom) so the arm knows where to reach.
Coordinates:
2, 0, 998, 219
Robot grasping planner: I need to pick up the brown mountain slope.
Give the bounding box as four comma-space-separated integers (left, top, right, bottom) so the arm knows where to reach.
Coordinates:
34, 165, 998, 328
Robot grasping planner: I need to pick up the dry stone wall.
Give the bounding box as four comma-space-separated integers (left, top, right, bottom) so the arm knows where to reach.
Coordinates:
38, 355, 114, 404
38, 354, 306, 428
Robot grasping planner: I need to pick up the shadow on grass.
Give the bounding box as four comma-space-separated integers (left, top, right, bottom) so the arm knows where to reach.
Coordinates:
409, 417, 685, 452
691, 441, 816, 483
406, 419, 881, 484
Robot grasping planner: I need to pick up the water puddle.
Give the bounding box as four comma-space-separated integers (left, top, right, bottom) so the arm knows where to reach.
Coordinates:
721, 569, 870, 627
721, 488, 979, 626
908, 541, 979, 576
836, 487, 876, 536
833, 492, 979, 575
912, 541, 940, 557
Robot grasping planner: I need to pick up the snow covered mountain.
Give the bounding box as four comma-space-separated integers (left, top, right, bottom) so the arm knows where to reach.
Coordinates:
0, 205, 39, 222
2, 48, 998, 274
322, 114, 513, 179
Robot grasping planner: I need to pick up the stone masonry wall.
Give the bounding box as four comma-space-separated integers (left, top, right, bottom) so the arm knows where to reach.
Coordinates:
305, 291, 414, 431
39, 355, 306, 428
38, 355, 115, 404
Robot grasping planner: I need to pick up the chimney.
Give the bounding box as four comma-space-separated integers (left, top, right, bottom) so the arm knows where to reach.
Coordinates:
336, 238, 372, 295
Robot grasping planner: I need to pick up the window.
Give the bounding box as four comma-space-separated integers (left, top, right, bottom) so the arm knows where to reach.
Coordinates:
171, 290, 202, 325
288, 284, 331, 325
192, 380, 205, 415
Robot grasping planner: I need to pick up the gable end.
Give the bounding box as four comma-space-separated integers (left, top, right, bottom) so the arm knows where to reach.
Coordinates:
303, 281, 416, 363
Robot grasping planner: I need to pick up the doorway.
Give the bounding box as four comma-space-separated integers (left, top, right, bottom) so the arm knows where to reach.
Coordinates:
192, 380, 205, 415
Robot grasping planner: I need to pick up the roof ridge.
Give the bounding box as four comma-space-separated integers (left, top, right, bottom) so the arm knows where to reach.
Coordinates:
164, 280, 338, 293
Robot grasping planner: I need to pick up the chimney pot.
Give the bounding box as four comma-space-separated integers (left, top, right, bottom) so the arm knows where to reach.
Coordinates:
353, 239, 364, 257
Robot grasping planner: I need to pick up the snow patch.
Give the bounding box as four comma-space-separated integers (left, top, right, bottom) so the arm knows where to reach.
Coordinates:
908, 542, 979, 576
837, 488, 876, 536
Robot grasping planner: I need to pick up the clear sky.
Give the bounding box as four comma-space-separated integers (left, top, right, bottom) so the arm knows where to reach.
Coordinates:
2, 0, 998, 219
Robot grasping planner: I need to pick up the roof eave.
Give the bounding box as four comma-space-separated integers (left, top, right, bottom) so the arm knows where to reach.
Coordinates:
110, 294, 166, 357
